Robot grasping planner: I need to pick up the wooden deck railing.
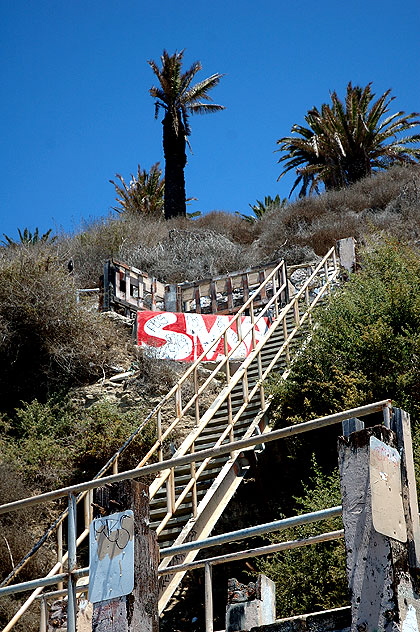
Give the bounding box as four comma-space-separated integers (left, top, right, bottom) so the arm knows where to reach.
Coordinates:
102, 257, 290, 315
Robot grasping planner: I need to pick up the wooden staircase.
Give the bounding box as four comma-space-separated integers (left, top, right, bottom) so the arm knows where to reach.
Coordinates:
153, 315, 306, 611
137, 250, 340, 613
1, 246, 341, 628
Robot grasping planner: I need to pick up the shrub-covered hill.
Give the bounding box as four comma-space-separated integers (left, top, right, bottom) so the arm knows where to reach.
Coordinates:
0, 164, 420, 630
59, 163, 420, 288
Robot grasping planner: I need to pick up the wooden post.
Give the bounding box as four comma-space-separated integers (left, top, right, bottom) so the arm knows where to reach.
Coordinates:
91, 480, 159, 632
338, 424, 420, 632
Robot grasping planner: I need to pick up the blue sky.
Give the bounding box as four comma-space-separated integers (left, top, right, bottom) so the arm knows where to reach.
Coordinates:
1, 0, 419, 239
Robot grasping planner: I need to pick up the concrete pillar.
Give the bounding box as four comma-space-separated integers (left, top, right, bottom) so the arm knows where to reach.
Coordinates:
336, 237, 357, 274
226, 575, 276, 632
338, 424, 420, 632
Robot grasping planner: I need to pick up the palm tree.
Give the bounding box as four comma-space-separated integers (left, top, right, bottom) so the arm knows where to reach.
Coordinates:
239, 195, 288, 223
110, 163, 164, 216
277, 83, 420, 197
148, 50, 224, 220
2, 227, 56, 247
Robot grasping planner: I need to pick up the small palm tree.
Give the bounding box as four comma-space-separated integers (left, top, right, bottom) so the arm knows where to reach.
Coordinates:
148, 50, 224, 220
2, 227, 56, 247
110, 163, 164, 216
277, 83, 420, 196
239, 195, 288, 223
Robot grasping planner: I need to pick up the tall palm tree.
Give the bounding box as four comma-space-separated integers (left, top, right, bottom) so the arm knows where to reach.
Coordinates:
148, 50, 224, 220
277, 83, 420, 197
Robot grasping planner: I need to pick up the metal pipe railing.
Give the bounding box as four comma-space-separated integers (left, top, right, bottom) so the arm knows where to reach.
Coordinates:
0, 400, 391, 515
159, 506, 343, 558
158, 530, 345, 574
0, 397, 390, 630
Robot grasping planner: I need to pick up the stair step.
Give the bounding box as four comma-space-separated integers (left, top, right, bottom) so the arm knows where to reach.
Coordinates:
150, 296, 318, 562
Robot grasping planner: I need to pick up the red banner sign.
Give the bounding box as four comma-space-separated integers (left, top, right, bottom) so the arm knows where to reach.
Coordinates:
137, 311, 269, 362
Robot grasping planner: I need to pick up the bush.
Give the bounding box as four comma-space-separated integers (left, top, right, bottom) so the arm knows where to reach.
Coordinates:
263, 239, 420, 521
0, 398, 154, 631
256, 460, 347, 617
1, 397, 154, 489
58, 165, 420, 291
119, 227, 255, 282
66, 213, 258, 287
257, 164, 420, 257
65, 214, 171, 287
0, 243, 127, 408
269, 239, 420, 428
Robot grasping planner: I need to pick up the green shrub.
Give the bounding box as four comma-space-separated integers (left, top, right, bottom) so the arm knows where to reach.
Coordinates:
258, 239, 420, 616
256, 460, 347, 617
269, 239, 420, 427
1, 398, 154, 489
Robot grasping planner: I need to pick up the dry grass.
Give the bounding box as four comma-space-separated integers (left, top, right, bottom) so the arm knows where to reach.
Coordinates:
257, 164, 420, 256
119, 226, 256, 282
61, 164, 420, 291
0, 242, 128, 408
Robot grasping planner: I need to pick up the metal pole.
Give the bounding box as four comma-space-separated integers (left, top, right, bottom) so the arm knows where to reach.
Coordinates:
39, 596, 48, 632
383, 404, 391, 428
57, 521, 63, 591
160, 505, 342, 558
160, 530, 345, 575
67, 493, 77, 632
0, 400, 392, 516
204, 563, 213, 632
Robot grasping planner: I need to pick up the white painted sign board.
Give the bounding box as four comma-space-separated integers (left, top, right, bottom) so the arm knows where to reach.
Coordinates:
370, 436, 407, 543
88, 510, 135, 603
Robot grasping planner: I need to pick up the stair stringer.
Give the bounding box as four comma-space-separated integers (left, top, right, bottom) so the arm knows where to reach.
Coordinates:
157, 403, 271, 613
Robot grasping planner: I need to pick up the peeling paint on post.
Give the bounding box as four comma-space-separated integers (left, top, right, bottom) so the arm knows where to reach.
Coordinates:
338, 425, 420, 632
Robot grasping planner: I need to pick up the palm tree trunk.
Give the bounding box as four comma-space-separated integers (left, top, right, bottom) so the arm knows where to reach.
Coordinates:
345, 154, 371, 185
162, 114, 187, 220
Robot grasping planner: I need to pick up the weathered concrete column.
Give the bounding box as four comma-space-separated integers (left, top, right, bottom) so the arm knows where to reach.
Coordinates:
164, 284, 178, 312
336, 237, 357, 274
226, 575, 276, 632
91, 480, 159, 632
338, 424, 420, 632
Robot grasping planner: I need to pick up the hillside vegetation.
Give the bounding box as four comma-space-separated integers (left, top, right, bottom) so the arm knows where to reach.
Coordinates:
1, 164, 420, 629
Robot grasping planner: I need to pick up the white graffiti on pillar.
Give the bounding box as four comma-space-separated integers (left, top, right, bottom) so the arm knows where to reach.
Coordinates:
137, 311, 269, 362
